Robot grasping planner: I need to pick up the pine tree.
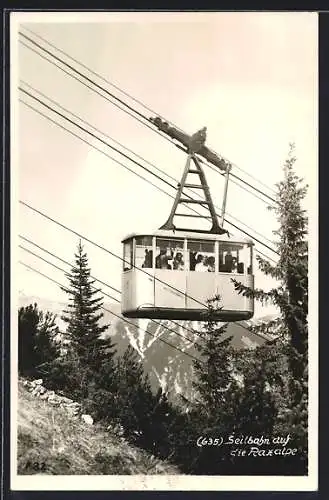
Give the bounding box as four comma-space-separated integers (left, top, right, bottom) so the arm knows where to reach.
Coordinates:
114, 346, 155, 439
232, 144, 309, 473
192, 297, 235, 422
182, 146, 309, 475
18, 303, 60, 378
234, 144, 308, 360
59, 241, 116, 398
18, 304, 39, 376
233, 344, 280, 436
94, 345, 178, 461
188, 297, 240, 474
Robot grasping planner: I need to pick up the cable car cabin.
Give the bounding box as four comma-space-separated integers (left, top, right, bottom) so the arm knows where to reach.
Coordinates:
121, 230, 254, 322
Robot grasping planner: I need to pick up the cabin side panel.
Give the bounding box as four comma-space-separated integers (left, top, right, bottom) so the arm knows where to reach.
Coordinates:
215, 273, 254, 313
154, 270, 186, 309
186, 272, 216, 309
122, 269, 155, 312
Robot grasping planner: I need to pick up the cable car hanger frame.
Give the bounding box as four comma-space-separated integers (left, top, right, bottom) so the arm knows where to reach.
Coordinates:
152, 118, 231, 236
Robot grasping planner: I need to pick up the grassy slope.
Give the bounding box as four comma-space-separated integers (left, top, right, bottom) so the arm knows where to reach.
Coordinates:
17, 381, 179, 475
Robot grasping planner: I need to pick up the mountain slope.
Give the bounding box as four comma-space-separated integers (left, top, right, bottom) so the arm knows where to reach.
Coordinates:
17, 380, 179, 475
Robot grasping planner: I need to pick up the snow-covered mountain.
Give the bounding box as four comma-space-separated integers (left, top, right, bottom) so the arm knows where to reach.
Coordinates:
18, 293, 278, 402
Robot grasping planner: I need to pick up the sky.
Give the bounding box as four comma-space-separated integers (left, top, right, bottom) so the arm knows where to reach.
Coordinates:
11, 11, 318, 318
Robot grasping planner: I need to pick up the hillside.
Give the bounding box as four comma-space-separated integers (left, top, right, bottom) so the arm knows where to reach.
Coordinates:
17, 380, 180, 475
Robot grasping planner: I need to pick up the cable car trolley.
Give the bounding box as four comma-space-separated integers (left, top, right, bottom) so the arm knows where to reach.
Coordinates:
121, 119, 255, 322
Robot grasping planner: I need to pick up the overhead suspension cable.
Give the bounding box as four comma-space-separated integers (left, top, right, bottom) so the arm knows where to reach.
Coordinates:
19, 234, 199, 338
21, 255, 272, 361
20, 96, 277, 263
19, 40, 163, 141
20, 200, 280, 344
19, 260, 203, 363
19, 90, 278, 258
17, 33, 279, 345
19, 200, 209, 309
19, 236, 203, 344
19, 30, 277, 204
21, 81, 275, 248
19, 38, 275, 208
20, 200, 277, 347
21, 26, 276, 197
19, 234, 271, 344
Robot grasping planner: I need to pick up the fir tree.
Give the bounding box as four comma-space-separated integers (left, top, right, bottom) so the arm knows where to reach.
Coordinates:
59, 241, 116, 397
189, 297, 239, 474
183, 147, 309, 474
233, 144, 308, 362
192, 297, 235, 423
18, 303, 60, 378
232, 144, 309, 473
114, 346, 155, 440
233, 344, 279, 436
18, 303, 39, 376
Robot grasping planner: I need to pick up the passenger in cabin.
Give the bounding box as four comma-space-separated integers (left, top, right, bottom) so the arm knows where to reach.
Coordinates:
237, 262, 244, 274
173, 252, 184, 270
195, 254, 208, 272
189, 251, 197, 271
142, 249, 153, 269
224, 250, 234, 272
207, 256, 215, 272
218, 253, 225, 272
156, 249, 172, 270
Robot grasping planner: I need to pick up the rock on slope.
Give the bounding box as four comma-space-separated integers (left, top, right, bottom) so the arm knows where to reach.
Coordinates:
17, 379, 179, 475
